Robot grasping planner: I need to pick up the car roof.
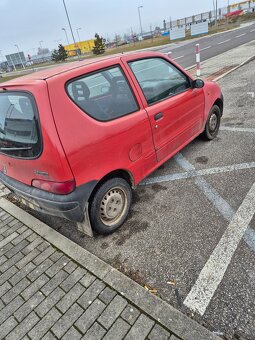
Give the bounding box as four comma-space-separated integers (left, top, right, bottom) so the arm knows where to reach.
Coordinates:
0, 51, 163, 86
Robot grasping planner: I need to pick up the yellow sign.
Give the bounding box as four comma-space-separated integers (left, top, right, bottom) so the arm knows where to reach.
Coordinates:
64, 39, 95, 55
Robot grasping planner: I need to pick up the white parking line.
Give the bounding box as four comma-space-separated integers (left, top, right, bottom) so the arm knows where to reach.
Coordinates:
141, 161, 255, 185
220, 126, 255, 133
236, 33, 246, 38
250, 29, 255, 32
184, 181, 255, 316
174, 153, 234, 220
173, 56, 184, 61
200, 46, 211, 51
218, 39, 231, 45
174, 152, 255, 253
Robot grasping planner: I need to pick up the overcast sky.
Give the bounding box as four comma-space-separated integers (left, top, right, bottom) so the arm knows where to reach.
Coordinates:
0, 0, 230, 57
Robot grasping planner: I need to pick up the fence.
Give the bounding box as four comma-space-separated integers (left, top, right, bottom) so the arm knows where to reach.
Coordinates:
167, 0, 255, 30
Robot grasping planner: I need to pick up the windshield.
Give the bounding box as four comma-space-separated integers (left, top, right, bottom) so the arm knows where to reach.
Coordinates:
0, 91, 41, 158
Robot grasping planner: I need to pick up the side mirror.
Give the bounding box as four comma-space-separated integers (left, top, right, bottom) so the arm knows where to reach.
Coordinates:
192, 79, 204, 89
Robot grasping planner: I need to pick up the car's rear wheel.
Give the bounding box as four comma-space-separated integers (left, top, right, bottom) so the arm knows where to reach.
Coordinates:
201, 105, 221, 140
89, 177, 132, 235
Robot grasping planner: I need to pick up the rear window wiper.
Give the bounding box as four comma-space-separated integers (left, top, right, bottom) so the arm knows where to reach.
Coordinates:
0, 146, 32, 151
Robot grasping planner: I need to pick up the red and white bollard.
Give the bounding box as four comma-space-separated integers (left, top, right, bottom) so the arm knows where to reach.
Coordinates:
196, 44, 201, 77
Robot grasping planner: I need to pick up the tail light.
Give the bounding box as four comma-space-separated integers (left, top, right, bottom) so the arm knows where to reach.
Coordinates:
31, 179, 75, 195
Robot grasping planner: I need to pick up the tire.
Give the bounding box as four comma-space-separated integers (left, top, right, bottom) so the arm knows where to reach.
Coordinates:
89, 177, 132, 235
201, 105, 221, 140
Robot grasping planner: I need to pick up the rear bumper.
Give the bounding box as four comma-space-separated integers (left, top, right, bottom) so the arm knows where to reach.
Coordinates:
0, 172, 97, 222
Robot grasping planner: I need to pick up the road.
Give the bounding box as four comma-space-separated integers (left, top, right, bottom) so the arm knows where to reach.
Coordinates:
153, 22, 255, 68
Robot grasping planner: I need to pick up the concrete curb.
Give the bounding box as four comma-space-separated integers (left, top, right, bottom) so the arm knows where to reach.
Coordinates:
0, 197, 220, 340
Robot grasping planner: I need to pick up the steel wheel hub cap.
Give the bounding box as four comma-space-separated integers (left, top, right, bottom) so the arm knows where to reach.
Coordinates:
100, 187, 127, 226
209, 113, 218, 131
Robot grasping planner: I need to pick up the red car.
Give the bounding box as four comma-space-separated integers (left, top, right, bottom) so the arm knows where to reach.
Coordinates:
225, 10, 243, 17
0, 52, 223, 236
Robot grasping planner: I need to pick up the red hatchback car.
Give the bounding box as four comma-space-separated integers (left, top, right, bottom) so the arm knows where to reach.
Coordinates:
0, 52, 223, 236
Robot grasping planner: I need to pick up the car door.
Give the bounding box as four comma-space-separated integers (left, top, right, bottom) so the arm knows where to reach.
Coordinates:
122, 56, 205, 162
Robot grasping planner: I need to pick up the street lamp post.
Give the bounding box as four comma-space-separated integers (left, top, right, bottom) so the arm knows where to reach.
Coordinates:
62, 0, 79, 56
76, 28, 82, 43
14, 44, 25, 69
215, 0, 218, 26
76, 28, 82, 54
62, 28, 70, 45
213, 0, 215, 22
213, 0, 218, 26
227, 0, 230, 25
138, 6, 143, 38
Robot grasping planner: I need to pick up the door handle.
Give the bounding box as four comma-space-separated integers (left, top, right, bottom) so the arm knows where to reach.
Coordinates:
154, 112, 164, 121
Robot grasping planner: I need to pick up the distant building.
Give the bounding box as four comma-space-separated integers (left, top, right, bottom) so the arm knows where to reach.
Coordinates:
64, 39, 95, 56
29, 52, 52, 64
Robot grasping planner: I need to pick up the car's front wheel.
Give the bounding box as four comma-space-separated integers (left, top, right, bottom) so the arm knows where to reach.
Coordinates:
89, 177, 132, 235
201, 105, 221, 140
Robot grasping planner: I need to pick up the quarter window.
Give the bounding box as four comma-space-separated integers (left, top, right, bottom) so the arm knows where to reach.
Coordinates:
67, 66, 138, 121
129, 58, 191, 105
0, 92, 41, 158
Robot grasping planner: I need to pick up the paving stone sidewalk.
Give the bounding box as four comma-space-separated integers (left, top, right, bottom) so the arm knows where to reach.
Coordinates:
0, 198, 220, 340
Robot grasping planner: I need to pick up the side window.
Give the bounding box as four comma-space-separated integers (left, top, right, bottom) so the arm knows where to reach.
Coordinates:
66, 66, 138, 121
129, 58, 191, 105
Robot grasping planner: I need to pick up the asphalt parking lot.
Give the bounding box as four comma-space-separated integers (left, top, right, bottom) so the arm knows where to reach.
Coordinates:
16, 60, 255, 339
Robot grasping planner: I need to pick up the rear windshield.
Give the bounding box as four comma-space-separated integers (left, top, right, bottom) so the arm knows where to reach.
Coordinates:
0, 91, 41, 158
